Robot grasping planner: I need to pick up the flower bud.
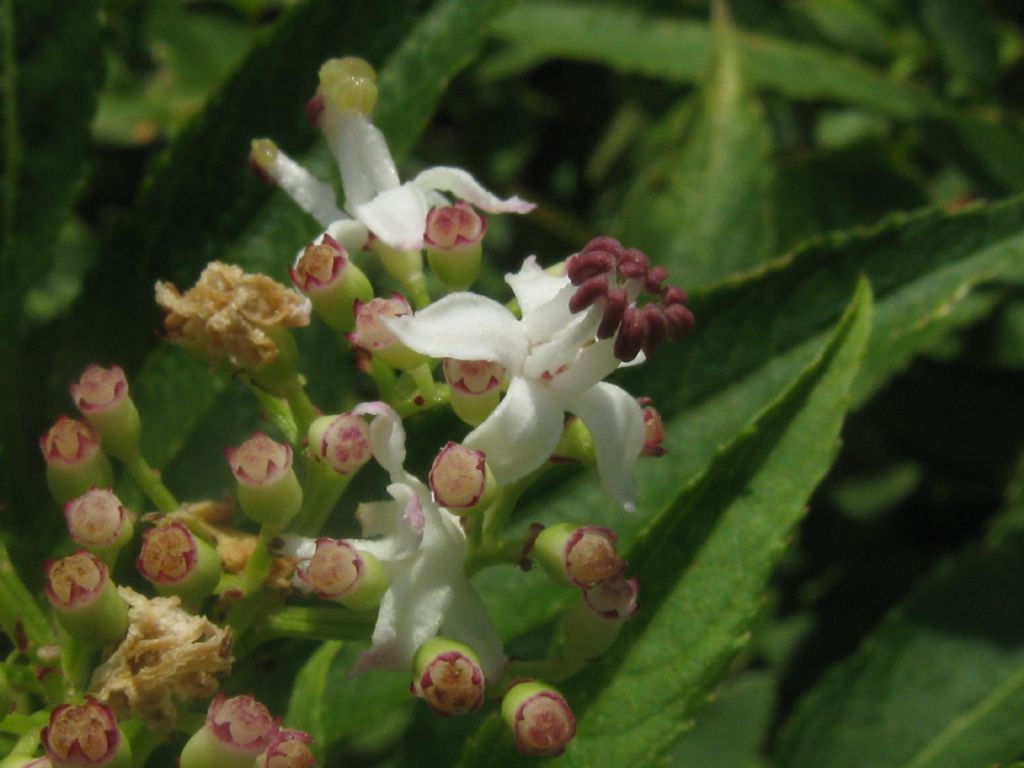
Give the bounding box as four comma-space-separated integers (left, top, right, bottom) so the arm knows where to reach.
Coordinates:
428, 442, 495, 513
560, 596, 624, 663
40, 417, 114, 505
255, 729, 317, 768
41, 697, 131, 768
534, 524, 624, 588
411, 637, 485, 716
583, 574, 639, 621
306, 413, 372, 475
63, 489, 133, 557
317, 57, 377, 116
639, 399, 666, 457
551, 416, 594, 465
179, 695, 279, 768
347, 294, 426, 370
501, 681, 576, 757
424, 203, 485, 291
295, 538, 388, 611
137, 522, 221, 604
227, 434, 303, 527
290, 235, 372, 331
441, 358, 505, 427
70, 365, 141, 460
44, 553, 128, 649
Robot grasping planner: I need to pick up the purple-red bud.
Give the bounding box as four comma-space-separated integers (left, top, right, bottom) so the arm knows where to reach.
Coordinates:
256, 729, 317, 768
583, 574, 639, 621
412, 638, 485, 716
307, 413, 372, 475
501, 682, 576, 757
42, 697, 128, 768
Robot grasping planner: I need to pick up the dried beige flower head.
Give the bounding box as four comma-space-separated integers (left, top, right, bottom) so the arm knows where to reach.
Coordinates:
90, 587, 232, 727
155, 262, 311, 371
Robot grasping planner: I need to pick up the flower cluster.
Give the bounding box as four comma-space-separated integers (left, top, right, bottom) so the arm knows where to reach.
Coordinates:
14, 55, 692, 766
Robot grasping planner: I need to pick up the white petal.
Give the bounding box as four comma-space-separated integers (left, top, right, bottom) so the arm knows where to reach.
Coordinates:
353, 401, 407, 482
464, 377, 565, 485
354, 183, 430, 251
413, 166, 535, 214
268, 150, 343, 227
323, 219, 370, 253
566, 383, 645, 512
385, 293, 528, 373
522, 306, 602, 382
518, 283, 580, 347
351, 503, 466, 675
441, 578, 507, 681
547, 338, 621, 398
506, 256, 570, 317
353, 483, 424, 561
330, 112, 400, 209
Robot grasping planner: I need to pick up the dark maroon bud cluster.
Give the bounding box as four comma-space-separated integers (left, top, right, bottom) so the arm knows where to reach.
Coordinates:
565, 237, 694, 361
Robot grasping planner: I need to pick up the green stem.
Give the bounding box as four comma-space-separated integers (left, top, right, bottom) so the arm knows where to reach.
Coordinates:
283, 377, 318, 439
223, 526, 278, 638
403, 270, 431, 309
60, 636, 94, 698
121, 720, 169, 767
369, 357, 397, 402
5, 725, 41, 756
290, 461, 353, 537
465, 537, 526, 576
121, 450, 178, 513
264, 606, 375, 642
0, 711, 47, 737
243, 378, 297, 444
0, 540, 52, 649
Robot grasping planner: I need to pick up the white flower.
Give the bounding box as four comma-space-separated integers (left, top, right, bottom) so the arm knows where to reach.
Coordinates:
287, 402, 505, 680
253, 111, 533, 254
385, 258, 646, 511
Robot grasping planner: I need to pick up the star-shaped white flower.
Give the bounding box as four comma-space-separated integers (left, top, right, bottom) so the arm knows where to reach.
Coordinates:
252, 109, 533, 254
385, 258, 646, 511
287, 402, 506, 680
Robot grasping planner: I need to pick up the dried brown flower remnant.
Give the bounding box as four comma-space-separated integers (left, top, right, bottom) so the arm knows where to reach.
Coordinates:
90, 587, 232, 727
155, 262, 311, 371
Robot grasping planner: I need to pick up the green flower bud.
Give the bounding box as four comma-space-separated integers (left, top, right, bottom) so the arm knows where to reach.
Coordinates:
411, 638, 485, 716
40, 417, 114, 505
227, 433, 303, 527
428, 442, 495, 514
347, 294, 427, 371
44, 553, 128, 649
42, 697, 131, 768
290, 235, 372, 331
441, 358, 505, 427
307, 413, 372, 476
533, 523, 624, 588
295, 538, 388, 611
137, 522, 221, 604
179, 695, 279, 768
424, 203, 485, 291
70, 365, 141, 460
501, 681, 576, 757
63, 489, 134, 563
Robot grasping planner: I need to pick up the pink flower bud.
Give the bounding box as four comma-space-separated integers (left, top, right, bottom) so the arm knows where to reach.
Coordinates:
40, 417, 101, 469
44, 552, 108, 610
63, 490, 130, 549
347, 294, 424, 370
42, 697, 126, 767
412, 638, 485, 716
307, 413, 372, 475
136, 523, 222, 604
442, 359, 505, 396
534, 524, 624, 588
70, 366, 127, 414
227, 433, 293, 486
501, 682, 576, 757
256, 729, 317, 768
296, 539, 368, 601
289, 235, 348, 293
206, 695, 279, 755
424, 203, 486, 249
640, 401, 666, 457
583, 574, 639, 621
428, 442, 493, 511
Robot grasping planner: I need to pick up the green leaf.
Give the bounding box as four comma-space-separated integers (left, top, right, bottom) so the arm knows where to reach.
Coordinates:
618, 0, 775, 288
473, 195, 1024, 647
0, 538, 51, 648
918, 0, 999, 94
286, 641, 410, 751
460, 278, 873, 766
487, 2, 929, 118
774, 540, 1024, 768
